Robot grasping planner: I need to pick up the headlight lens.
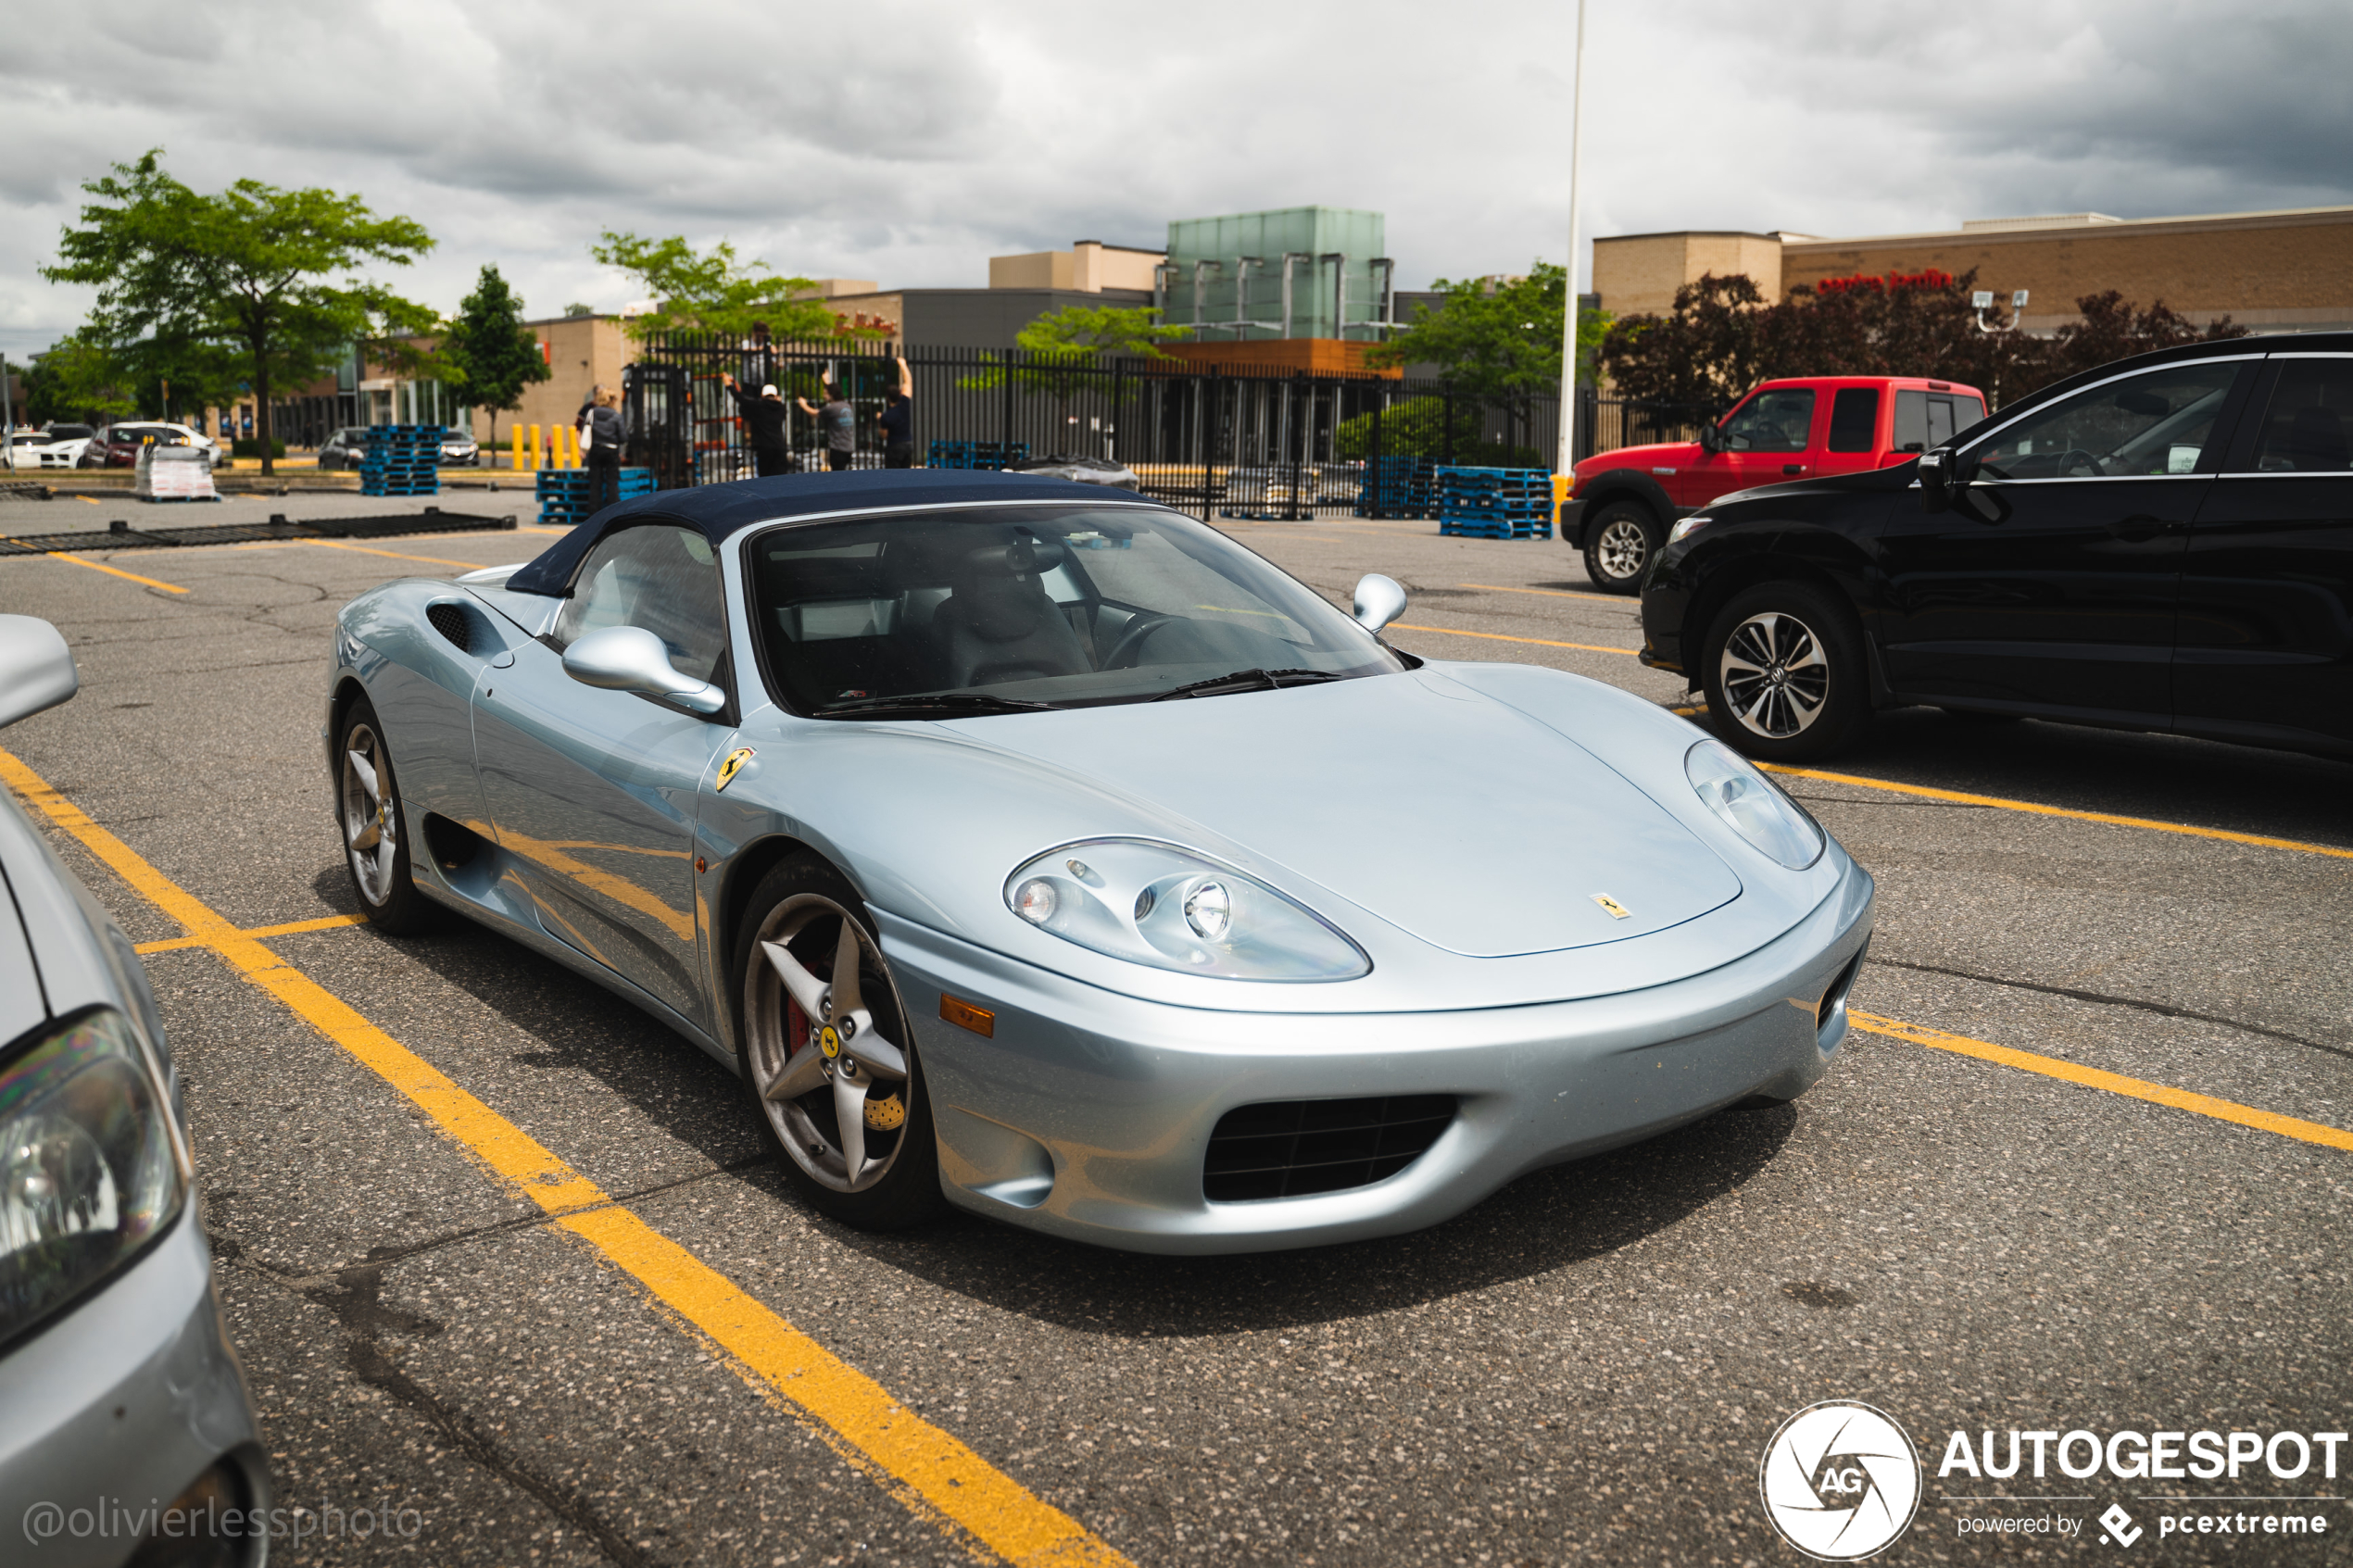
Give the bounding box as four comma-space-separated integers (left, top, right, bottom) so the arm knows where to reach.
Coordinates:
1684, 739, 1824, 869
1005, 839, 1369, 981
1668, 514, 1712, 546
0, 1009, 185, 1345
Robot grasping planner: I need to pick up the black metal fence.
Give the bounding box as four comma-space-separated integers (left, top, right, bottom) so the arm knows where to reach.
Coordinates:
622, 337, 1575, 521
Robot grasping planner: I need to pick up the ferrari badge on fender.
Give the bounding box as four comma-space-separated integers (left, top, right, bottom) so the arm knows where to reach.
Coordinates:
715, 746, 756, 792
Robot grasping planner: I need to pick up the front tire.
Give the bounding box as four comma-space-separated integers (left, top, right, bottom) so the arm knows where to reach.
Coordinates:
1581, 500, 1661, 596
733, 855, 943, 1232
1700, 581, 1870, 762
335, 696, 438, 934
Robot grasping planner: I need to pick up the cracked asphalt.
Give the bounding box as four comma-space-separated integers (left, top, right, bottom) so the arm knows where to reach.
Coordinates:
1, 495, 2347, 1566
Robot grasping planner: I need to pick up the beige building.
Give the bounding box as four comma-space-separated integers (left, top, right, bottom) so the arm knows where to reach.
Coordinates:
987, 241, 1164, 294
460, 313, 634, 449
1594, 206, 2353, 334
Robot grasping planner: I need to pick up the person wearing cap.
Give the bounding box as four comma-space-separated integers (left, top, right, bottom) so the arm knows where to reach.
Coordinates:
723, 371, 795, 477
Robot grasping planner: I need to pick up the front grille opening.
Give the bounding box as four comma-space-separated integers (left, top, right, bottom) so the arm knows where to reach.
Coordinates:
1203, 1094, 1455, 1203
426, 600, 472, 653
1818, 951, 1863, 1032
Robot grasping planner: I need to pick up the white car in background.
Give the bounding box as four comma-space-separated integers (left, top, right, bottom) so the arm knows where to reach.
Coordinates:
6, 423, 97, 469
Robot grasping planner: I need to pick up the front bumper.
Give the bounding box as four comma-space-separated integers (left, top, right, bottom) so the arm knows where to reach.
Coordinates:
0, 1206, 269, 1566
883, 856, 1873, 1254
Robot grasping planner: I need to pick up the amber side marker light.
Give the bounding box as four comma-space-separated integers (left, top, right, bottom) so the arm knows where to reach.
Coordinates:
940, 993, 996, 1037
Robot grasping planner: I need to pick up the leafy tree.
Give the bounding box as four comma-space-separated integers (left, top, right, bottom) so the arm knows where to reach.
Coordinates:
1368, 262, 1612, 401
959, 305, 1187, 434
41, 150, 435, 474
590, 232, 845, 342
563, 302, 595, 318
1333, 395, 1540, 466
21, 332, 138, 423
441, 265, 551, 449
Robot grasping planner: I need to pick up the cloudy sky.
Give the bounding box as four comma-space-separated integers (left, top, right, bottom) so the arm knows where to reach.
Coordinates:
4, 0, 2348, 358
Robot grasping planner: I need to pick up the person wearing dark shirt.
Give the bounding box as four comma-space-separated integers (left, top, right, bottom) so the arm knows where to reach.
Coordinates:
577, 389, 628, 515
877, 346, 914, 468
722, 372, 794, 477
798, 382, 856, 470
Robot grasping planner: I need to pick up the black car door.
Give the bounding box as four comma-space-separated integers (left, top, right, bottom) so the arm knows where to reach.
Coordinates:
2173, 353, 2353, 756
1871, 357, 2259, 721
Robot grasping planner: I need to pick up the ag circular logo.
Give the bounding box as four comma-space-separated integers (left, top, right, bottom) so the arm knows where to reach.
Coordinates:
1758, 1399, 1922, 1560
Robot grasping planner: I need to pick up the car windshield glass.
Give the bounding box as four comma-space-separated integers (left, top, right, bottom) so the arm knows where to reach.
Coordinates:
1969, 362, 2240, 479
748, 503, 1403, 716
49, 425, 93, 440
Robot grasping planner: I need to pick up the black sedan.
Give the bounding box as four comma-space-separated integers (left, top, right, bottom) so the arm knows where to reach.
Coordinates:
1640, 333, 2352, 764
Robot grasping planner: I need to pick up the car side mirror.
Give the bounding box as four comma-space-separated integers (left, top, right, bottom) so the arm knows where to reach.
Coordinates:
1353, 572, 1407, 633
1698, 421, 1724, 454
1917, 449, 1952, 513
562, 625, 726, 714
0, 614, 79, 729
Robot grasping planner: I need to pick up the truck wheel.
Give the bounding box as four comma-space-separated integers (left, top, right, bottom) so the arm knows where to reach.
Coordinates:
1581, 501, 1659, 596
1700, 581, 1870, 762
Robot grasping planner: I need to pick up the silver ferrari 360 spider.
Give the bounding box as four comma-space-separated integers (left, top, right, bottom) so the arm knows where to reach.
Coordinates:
324, 471, 1872, 1253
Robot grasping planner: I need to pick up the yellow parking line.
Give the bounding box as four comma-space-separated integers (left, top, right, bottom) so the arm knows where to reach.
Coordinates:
135, 912, 367, 954
296, 539, 522, 570
1764, 765, 2353, 861
0, 537, 190, 594
77, 495, 101, 505
1390, 622, 1640, 656
0, 743, 1135, 1568
1851, 1011, 2353, 1153
1457, 582, 1627, 606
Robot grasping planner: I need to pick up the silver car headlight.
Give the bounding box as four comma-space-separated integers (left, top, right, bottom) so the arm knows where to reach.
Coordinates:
1006, 839, 1369, 981
1667, 514, 1712, 546
1684, 738, 1824, 870
1, 1009, 187, 1346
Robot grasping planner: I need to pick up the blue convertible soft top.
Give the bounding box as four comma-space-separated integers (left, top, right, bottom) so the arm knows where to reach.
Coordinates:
505, 470, 1157, 596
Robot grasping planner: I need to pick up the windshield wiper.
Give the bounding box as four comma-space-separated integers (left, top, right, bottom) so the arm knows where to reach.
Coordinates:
1150, 668, 1345, 701
815, 693, 1058, 719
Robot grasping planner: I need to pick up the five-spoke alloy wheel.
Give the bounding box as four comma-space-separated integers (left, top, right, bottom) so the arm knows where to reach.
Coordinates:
736, 857, 942, 1230
336, 696, 435, 934
1581, 501, 1660, 596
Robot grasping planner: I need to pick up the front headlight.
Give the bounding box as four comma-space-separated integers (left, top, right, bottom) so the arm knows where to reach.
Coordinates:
1, 1009, 187, 1347
1005, 839, 1369, 981
1668, 514, 1712, 546
1684, 739, 1824, 870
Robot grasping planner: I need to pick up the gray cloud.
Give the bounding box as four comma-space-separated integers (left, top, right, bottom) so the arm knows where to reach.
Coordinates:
2, 0, 2346, 356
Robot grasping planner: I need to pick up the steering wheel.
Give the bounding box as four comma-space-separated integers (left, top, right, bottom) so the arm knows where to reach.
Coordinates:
2058, 448, 2106, 478
1102, 612, 1184, 670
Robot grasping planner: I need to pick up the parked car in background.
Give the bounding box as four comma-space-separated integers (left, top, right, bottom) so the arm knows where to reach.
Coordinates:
80, 421, 227, 470
0, 615, 272, 1564
1009, 453, 1139, 490
439, 427, 480, 466
316, 427, 371, 470
12, 423, 97, 469
1639, 333, 2353, 764
1564, 376, 1989, 594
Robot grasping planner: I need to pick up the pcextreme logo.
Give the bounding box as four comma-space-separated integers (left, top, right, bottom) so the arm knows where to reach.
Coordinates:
1760, 1400, 1924, 1561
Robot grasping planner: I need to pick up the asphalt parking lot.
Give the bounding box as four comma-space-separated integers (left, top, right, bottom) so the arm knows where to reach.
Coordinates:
1, 499, 2347, 1566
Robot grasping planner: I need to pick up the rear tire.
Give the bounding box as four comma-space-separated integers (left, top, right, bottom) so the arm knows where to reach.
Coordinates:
732, 855, 943, 1233
1700, 581, 1870, 762
1581, 500, 1660, 596
335, 696, 438, 935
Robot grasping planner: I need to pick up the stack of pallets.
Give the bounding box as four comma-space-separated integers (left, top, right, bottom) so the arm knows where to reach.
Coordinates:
359, 426, 441, 498
535, 467, 654, 527
1434, 466, 1554, 539
1356, 456, 1435, 519
925, 440, 1029, 470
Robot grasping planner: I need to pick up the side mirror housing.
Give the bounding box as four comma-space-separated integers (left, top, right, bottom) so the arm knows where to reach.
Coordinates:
1916, 449, 1952, 514
1352, 572, 1408, 634
1698, 421, 1724, 454
562, 624, 726, 714
0, 615, 79, 729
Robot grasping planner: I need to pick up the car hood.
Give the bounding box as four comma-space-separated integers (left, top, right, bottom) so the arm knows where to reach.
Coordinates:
950, 670, 1743, 958
1579, 440, 1698, 475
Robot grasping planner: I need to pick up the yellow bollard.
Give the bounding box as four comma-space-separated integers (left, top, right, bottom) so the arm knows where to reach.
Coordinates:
510, 424, 523, 473
562, 423, 579, 469
528, 424, 542, 472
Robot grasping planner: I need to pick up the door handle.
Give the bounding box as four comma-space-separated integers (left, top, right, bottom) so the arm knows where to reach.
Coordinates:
2106, 516, 2183, 544
1782, 464, 1805, 475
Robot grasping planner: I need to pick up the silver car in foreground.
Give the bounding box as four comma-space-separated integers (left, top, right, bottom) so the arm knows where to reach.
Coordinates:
0, 617, 271, 1565
325, 471, 1873, 1254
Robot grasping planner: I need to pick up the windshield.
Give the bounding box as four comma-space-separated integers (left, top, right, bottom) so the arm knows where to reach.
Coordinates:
748, 503, 1403, 717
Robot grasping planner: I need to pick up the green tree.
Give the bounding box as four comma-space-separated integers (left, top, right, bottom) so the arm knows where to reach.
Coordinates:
41, 150, 435, 475
590, 232, 846, 342
959, 304, 1186, 431
441, 265, 552, 450
1369, 262, 1611, 400
21, 332, 138, 424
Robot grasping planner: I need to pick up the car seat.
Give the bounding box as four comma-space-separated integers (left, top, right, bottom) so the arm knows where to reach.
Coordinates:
930, 536, 1091, 688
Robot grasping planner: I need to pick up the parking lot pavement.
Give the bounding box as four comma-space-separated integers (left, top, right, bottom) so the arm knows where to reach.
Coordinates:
1, 514, 2347, 1566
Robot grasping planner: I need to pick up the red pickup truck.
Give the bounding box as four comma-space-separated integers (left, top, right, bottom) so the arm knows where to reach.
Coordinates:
1563, 375, 1987, 593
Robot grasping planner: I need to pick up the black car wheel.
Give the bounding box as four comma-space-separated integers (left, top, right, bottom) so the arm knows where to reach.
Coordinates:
1581, 500, 1660, 596
335, 696, 438, 934
1701, 581, 1870, 761
733, 854, 943, 1232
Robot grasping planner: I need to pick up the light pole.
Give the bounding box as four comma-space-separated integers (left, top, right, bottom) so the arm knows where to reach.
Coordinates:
1554, 0, 1590, 474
